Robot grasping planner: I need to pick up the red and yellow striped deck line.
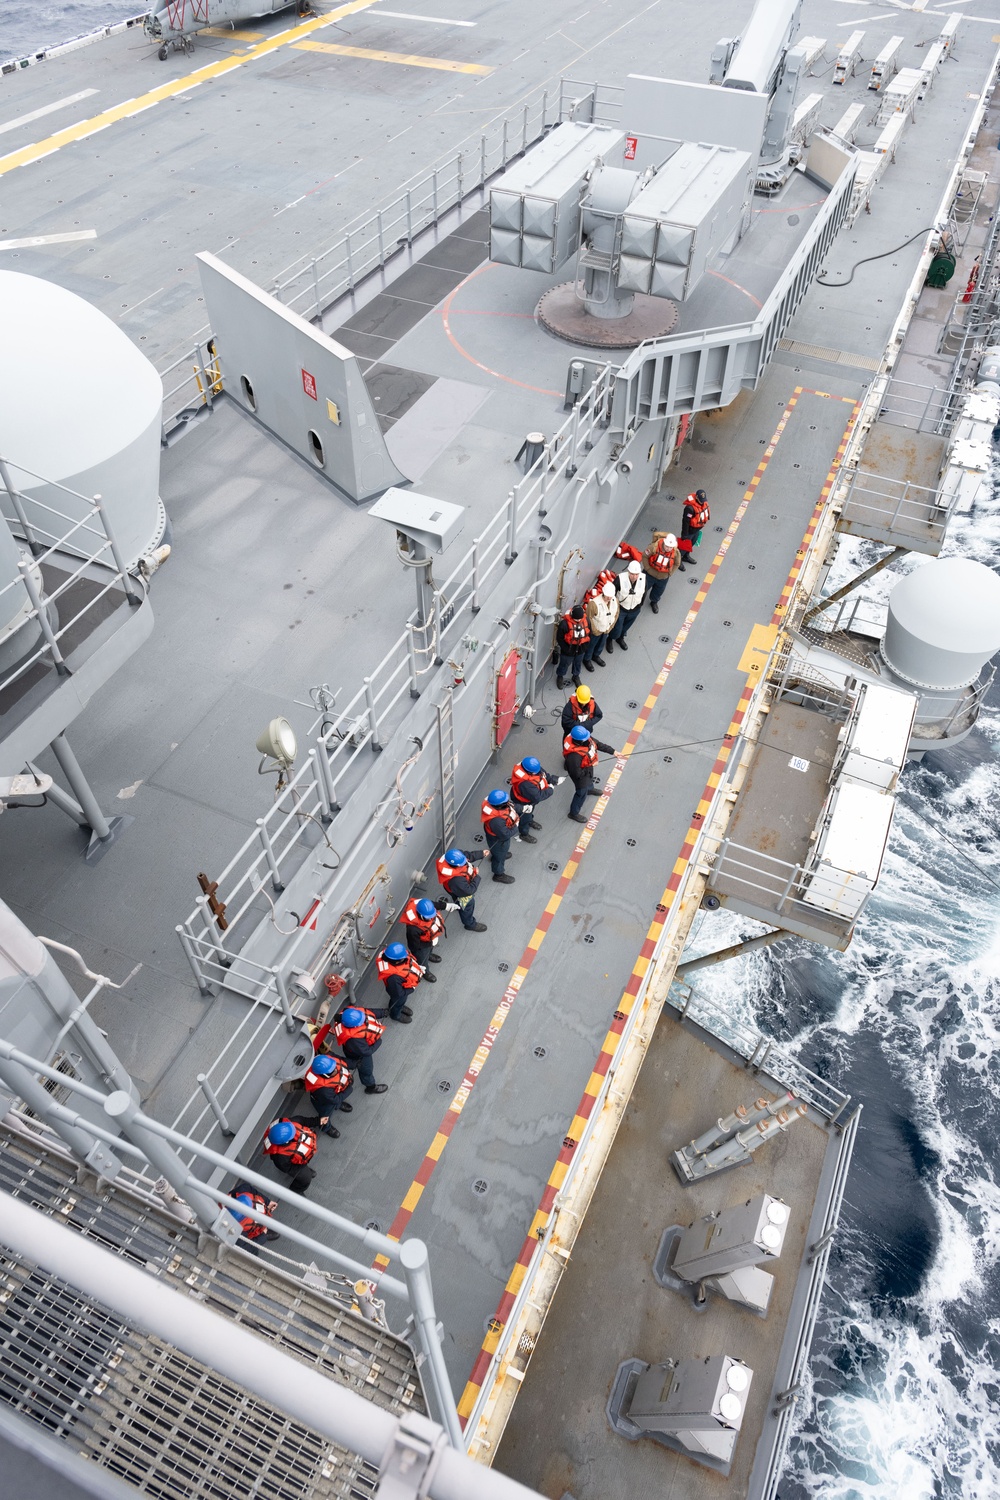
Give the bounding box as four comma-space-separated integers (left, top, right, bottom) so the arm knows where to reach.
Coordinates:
371, 389, 811, 1276
457, 394, 862, 1424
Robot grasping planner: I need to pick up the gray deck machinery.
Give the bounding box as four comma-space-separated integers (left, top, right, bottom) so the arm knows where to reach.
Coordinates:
489, 0, 815, 349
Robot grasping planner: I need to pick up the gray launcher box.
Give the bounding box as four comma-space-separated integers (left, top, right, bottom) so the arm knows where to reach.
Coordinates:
490, 121, 626, 273
617, 141, 754, 301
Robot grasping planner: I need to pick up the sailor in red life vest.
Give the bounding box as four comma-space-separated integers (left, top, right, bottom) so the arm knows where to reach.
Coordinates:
401, 896, 448, 979
302, 1052, 353, 1135
482, 788, 519, 884
560, 682, 600, 735
509, 756, 564, 842
333, 1006, 388, 1094
227, 1181, 279, 1254
563, 725, 606, 824
608, 558, 645, 652
435, 848, 487, 933
679, 489, 710, 572
375, 942, 423, 1023
555, 603, 590, 689
263, 1117, 319, 1194
643, 532, 679, 613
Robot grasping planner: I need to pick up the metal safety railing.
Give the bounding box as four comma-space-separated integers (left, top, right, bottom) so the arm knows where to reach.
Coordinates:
157, 330, 219, 441
876, 375, 955, 434
0, 455, 145, 708
267, 84, 576, 326
709, 834, 859, 921
0, 1036, 464, 1447
837, 466, 953, 546
176, 365, 618, 1002
667, 980, 851, 1124
761, 1104, 861, 1500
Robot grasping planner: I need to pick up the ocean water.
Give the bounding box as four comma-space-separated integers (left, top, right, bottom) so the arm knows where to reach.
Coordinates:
691, 475, 1000, 1498
0, 1, 142, 64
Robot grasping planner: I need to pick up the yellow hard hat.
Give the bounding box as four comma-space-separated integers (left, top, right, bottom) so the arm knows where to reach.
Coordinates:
575, 684, 592, 704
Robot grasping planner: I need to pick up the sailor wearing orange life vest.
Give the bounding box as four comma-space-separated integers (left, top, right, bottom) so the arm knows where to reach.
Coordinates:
509, 756, 563, 841
333, 1006, 388, 1094
227, 1181, 279, 1254
643, 532, 680, 613
375, 942, 423, 1023
679, 489, 710, 572
263, 1117, 319, 1194
555, 603, 590, 688
302, 1052, 354, 1135
435, 848, 487, 932
482, 788, 519, 884
563, 725, 605, 823
401, 896, 447, 979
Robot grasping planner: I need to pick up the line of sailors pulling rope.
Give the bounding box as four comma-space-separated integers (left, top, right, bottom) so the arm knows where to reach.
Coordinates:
232, 495, 710, 1244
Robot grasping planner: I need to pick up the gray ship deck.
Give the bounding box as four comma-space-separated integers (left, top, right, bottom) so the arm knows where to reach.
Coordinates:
1, 1, 997, 1495
495, 1013, 845, 1500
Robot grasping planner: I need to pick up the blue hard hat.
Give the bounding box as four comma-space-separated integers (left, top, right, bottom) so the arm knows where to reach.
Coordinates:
522, 757, 541, 775
228, 1191, 255, 1221
487, 788, 509, 807
340, 1007, 364, 1027
416, 898, 437, 919
385, 942, 408, 962
311, 1054, 337, 1077
267, 1120, 295, 1146
445, 848, 467, 866
570, 725, 591, 743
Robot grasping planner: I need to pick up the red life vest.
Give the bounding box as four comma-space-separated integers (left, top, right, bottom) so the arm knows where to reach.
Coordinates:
304, 1056, 352, 1094
564, 696, 596, 727
510, 763, 548, 805
563, 732, 599, 768
334, 1009, 385, 1048
436, 853, 469, 894
376, 950, 422, 991
561, 612, 590, 647
685, 494, 711, 529
402, 897, 444, 943
232, 1190, 272, 1240
596, 568, 617, 590
481, 797, 517, 834
264, 1121, 317, 1166
615, 542, 643, 564
647, 538, 678, 576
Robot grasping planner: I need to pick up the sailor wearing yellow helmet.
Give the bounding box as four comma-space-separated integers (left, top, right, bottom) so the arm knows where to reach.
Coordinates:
559, 683, 617, 759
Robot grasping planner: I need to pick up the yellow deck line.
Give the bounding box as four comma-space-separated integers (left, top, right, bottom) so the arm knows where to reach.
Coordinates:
294, 39, 492, 72
0, 0, 378, 178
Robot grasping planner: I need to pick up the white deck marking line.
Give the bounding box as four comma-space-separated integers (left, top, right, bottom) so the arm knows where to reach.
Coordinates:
0, 230, 97, 250
366, 9, 477, 22
0, 89, 98, 136
837, 11, 897, 20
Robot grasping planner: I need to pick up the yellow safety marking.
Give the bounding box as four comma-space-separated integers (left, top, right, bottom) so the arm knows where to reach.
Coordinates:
0, 0, 379, 178
201, 26, 265, 38
293, 39, 492, 72
737, 622, 779, 678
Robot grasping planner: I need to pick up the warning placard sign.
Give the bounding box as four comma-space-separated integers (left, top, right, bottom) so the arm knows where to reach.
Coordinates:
624, 135, 638, 161
301, 368, 318, 400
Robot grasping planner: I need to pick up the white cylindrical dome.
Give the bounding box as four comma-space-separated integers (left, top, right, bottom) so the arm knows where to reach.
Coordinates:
882, 557, 1000, 691
0, 271, 163, 567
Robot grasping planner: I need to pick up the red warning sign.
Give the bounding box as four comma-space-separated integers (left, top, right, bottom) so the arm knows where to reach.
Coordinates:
301, 368, 318, 400
624, 135, 638, 161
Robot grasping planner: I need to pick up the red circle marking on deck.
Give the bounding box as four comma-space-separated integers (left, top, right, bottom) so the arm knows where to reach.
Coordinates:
440, 263, 562, 396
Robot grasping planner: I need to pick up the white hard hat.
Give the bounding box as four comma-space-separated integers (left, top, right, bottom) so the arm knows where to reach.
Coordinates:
602, 581, 615, 597
665, 533, 677, 547
627, 560, 641, 574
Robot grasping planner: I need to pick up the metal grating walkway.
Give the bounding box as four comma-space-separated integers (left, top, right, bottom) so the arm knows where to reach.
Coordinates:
0, 1120, 425, 1498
